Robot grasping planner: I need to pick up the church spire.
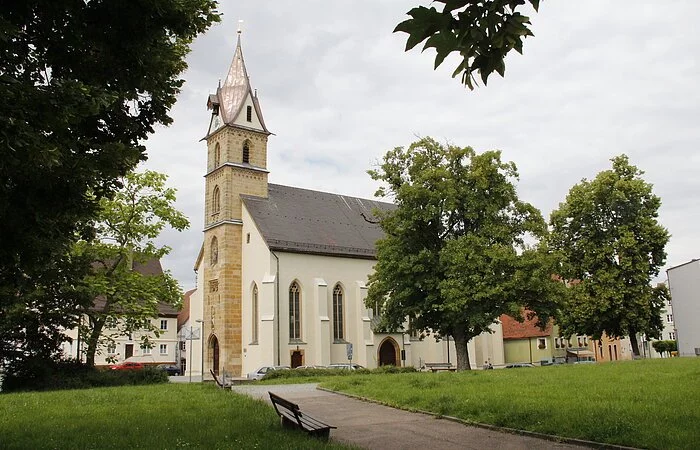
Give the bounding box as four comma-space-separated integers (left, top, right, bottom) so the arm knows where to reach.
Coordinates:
211, 22, 269, 134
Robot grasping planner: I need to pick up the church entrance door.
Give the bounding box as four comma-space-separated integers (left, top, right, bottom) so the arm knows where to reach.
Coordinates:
291, 350, 303, 368
378, 338, 399, 367
210, 336, 220, 376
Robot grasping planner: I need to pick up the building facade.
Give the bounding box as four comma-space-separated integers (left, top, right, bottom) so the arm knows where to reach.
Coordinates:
667, 260, 699, 357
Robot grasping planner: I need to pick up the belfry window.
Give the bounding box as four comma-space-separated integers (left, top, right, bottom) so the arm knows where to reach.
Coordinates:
210, 236, 218, 265
214, 142, 221, 167
289, 282, 301, 340
212, 185, 221, 213
333, 284, 344, 341
246, 105, 252, 122
252, 284, 259, 343
242, 141, 250, 164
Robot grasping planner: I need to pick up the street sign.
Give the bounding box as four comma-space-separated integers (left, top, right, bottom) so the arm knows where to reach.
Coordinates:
346, 343, 353, 361
182, 328, 201, 340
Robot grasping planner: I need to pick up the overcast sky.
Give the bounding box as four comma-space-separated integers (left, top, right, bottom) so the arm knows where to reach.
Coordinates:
142, 1, 700, 291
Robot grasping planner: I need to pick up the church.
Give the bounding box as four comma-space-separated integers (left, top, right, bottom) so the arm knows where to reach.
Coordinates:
188, 32, 505, 378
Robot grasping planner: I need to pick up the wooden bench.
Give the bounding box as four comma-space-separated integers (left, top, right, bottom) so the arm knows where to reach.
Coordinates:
210, 369, 230, 388
424, 362, 456, 372
268, 392, 336, 440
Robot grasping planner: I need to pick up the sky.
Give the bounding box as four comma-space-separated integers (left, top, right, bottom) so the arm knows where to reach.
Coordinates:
142, 1, 700, 291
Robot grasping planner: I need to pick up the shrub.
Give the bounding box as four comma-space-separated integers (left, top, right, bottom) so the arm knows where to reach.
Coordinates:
262, 365, 417, 381
1, 358, 168, 392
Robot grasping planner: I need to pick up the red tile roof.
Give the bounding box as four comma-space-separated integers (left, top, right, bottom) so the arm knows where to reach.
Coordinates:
178, 289, 196, 330
500, 312, 552, 339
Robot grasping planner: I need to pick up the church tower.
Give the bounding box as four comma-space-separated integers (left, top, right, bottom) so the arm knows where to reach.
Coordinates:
202, 30, 270, 377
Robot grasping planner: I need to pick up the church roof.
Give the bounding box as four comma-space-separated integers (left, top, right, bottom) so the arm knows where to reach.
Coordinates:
210, 34, 269, 133
241, 184, 394, 259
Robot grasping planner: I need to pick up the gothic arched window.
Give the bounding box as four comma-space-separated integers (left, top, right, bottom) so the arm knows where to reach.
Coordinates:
214, 142, 221, 167
210, 236, 218, 266
252, 284, 259, 343
289, 282, 301, 340
242, 140, 250, 164
333, 284, 344, 341
212, 185, 221, 213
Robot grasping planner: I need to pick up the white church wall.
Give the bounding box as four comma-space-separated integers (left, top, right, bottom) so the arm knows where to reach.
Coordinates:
241, 205, 275, 374
275, 251, 376, 368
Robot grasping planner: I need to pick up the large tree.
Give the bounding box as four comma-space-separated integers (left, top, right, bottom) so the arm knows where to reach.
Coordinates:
549, 155, 669, 357
0, 1, 218, 369
366, 137, 564, 370
76, 171, 189, 366
395, 0, 540, 89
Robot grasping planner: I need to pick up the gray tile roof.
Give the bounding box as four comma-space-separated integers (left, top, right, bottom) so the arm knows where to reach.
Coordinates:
241, 184, 394, 259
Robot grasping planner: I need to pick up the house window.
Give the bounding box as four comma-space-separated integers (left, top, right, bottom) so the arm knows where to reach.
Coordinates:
246, 105, 252, 122
670, 332, 676, 340
142, 345, 151, 355
252, 284, 259, 343
212, 185, 221, 213
242, 141, 250, 164
333, 284, 344, 341
577, 337, 583, 347
583, 336, 588, 346
214, 142, 221, 167
180, 341, 186, 351
159, 344, 167, 355
289, 282, 301, 340
537, 337, 547, 349
554, 338, 561, 349
107, 343, 116, 354
160, 320, 168, 331
210, 236, 218, 265
105, 317, 117, 329
666, 314, 673, 323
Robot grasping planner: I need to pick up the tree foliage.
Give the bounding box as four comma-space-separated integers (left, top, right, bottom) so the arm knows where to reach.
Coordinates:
394, 0, 540, 89
366, 137, 565, 370
76, 171, 190, 366
549, 155, 669, 356
0, 1, 218, 371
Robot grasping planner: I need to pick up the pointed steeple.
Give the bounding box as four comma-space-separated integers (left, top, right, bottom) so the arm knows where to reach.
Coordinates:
210, 27, 269, 134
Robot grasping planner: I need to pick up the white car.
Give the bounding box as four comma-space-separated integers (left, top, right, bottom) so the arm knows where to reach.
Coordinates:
247, 365, 290, 380
327, 363, 364, 370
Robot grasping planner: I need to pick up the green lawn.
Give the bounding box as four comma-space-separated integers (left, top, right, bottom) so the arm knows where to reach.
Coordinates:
0, 383, 351, 449
318, 358, 700, 450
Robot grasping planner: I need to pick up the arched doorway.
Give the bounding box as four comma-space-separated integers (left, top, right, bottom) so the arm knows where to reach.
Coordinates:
209, 335, 220, 376
378, 337, 400, 367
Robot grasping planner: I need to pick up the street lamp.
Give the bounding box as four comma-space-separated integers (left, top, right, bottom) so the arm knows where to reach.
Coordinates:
196, 319, 204, 382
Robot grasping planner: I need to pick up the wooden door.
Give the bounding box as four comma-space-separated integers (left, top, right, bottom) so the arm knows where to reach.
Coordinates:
125, 344, 134, 359
291, 350, 303, 368
379, 339, 398, 366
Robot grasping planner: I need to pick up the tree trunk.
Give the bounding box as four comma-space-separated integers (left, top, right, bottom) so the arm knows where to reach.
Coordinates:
85, 318, 105, 367
628, 328, 640, 357
452, 328, 471, 370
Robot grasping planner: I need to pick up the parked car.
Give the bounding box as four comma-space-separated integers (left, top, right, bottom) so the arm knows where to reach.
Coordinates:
157, 364, 181, 376
327, 363, 364, 370
110, 361, 144, 371
294, 365, 327, 370
247, 365, 290, 380
504, 363, 535, 369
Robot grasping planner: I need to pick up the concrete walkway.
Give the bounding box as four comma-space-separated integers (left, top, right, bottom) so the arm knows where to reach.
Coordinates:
232, 384, 588, 450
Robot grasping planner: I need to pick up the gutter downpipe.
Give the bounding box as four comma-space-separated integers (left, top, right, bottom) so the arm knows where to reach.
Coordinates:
272, 250, 281, 366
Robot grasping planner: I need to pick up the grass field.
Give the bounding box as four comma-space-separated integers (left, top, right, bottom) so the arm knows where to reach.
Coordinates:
0, 383, 351, 449
318, 358, 700, 450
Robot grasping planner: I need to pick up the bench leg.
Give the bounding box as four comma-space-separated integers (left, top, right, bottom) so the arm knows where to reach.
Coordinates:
281, 416, 297, 430
309, 428, 331, 441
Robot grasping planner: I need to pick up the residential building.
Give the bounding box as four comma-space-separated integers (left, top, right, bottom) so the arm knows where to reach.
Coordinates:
667, 260, 699, 357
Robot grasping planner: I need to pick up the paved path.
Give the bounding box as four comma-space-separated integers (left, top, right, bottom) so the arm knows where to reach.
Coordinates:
232, 384, 588, 450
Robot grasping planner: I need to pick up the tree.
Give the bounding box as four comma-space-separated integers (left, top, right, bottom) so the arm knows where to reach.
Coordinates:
549, 155, 669, 357
394, 1, 540, 89
366, 137, 565, 370
652, 340, 677, 358
0, 1, 218, 369
75, 171, 189, 366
